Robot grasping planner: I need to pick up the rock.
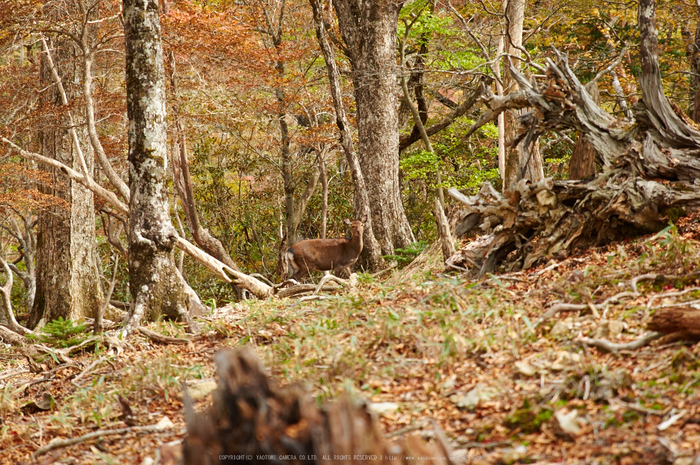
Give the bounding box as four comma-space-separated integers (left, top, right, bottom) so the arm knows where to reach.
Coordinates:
551, 351, 583, 371
514, 360, 537, 377
369, 402, 400, 416
550, 318, 573, 338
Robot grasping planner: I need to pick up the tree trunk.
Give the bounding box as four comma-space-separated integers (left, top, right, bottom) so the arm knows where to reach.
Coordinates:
500, 0, 544, 192
310, 0, 384, 270
568, 81, 600, 180
686, 16, 700, 123
123, 0, 204, 335
30, 33, 103, 329
333, 0, 414, 257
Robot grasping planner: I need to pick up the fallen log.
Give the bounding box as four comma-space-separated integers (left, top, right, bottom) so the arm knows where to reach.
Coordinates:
182, 348, 455, 465
647, 305, 700, 339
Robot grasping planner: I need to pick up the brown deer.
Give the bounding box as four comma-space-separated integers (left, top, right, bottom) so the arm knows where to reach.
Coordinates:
287, 215, 366, 281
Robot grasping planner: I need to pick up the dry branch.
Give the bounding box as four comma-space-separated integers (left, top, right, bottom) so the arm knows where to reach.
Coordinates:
33, 424, 171, 458
577, 331, 664, 353
138, 327, 193, 346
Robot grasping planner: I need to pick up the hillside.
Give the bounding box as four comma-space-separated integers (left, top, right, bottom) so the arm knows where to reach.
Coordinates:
3, 218, 700, 464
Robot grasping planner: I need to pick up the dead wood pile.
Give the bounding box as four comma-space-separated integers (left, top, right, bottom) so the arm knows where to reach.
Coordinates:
447, 35, 700, 276
183, 348, 454, 465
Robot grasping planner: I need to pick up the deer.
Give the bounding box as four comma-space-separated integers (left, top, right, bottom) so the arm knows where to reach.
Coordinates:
286, 215, 367, 281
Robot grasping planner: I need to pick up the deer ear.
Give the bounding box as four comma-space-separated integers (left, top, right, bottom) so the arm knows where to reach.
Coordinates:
361, 214, 367, 223
344, 218, 351, 225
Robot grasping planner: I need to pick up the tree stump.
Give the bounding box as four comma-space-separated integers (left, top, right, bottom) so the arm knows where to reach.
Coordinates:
183, 348, 454, 465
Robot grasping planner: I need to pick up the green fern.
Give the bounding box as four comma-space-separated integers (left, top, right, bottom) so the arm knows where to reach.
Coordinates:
25, 317, 89, 348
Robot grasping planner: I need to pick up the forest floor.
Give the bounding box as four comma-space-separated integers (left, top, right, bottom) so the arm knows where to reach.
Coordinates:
2, 216, 700, 465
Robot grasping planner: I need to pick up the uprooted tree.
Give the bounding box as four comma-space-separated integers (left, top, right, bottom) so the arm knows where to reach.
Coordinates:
446, 0, 700, 277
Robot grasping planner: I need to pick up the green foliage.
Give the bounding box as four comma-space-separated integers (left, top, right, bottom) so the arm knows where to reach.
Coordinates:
383, 241, 428, 268
401, 117, 500, 241
25, 317, 89, 348
504, 400, 553, 433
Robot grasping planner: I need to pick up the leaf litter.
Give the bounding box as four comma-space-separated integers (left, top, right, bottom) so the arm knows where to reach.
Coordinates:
1, 221, 700, 464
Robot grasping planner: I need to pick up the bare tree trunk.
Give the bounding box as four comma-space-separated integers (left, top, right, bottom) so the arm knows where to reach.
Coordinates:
319, 154, 328, 239
30, 32, 103, 329
687, 15, 700, 123
309, 0, 384, 270
333, 0, 414, 257
123, 0, 204, 335
500, 0, 544, 191
569, 81, 600, 180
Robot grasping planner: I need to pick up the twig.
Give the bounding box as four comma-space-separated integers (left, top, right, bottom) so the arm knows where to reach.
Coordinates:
609, 398, 670, 416
577, 331, 664, 353
138, 327, 192, 346
459, 440, 511, 449
71, 356, 111, 387
33, 423, 171, 458
535, 260, 563, 277
299, 295, 330, 302
630, 273, 658, 293
0, 368, 29, 382
534, 303, 587, 328
646, 287, 700, 310
313, 272, 347, 295
386, 424, 423, 439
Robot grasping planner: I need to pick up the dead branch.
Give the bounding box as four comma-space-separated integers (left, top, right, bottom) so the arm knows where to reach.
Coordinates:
534, 303, 588, 328
33, 423, 171, 458
138, 327, 193, 346
447, 9, 700, 275
577, 331, 664, 353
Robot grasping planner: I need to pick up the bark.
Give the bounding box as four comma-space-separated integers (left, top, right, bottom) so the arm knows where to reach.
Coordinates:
647, 305, 700, 338
685, 15, 700, 123
123, 0, 204, 335
447, 0, 700, 275
182, 348, 453, 465
568, 81, 600, 180
319, 154, 328, 239
30, 31, 103, 329
310, 0, 384, 270
500, 0, 544, 191
693, 20, 700, 123
333, 0, 415, 256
